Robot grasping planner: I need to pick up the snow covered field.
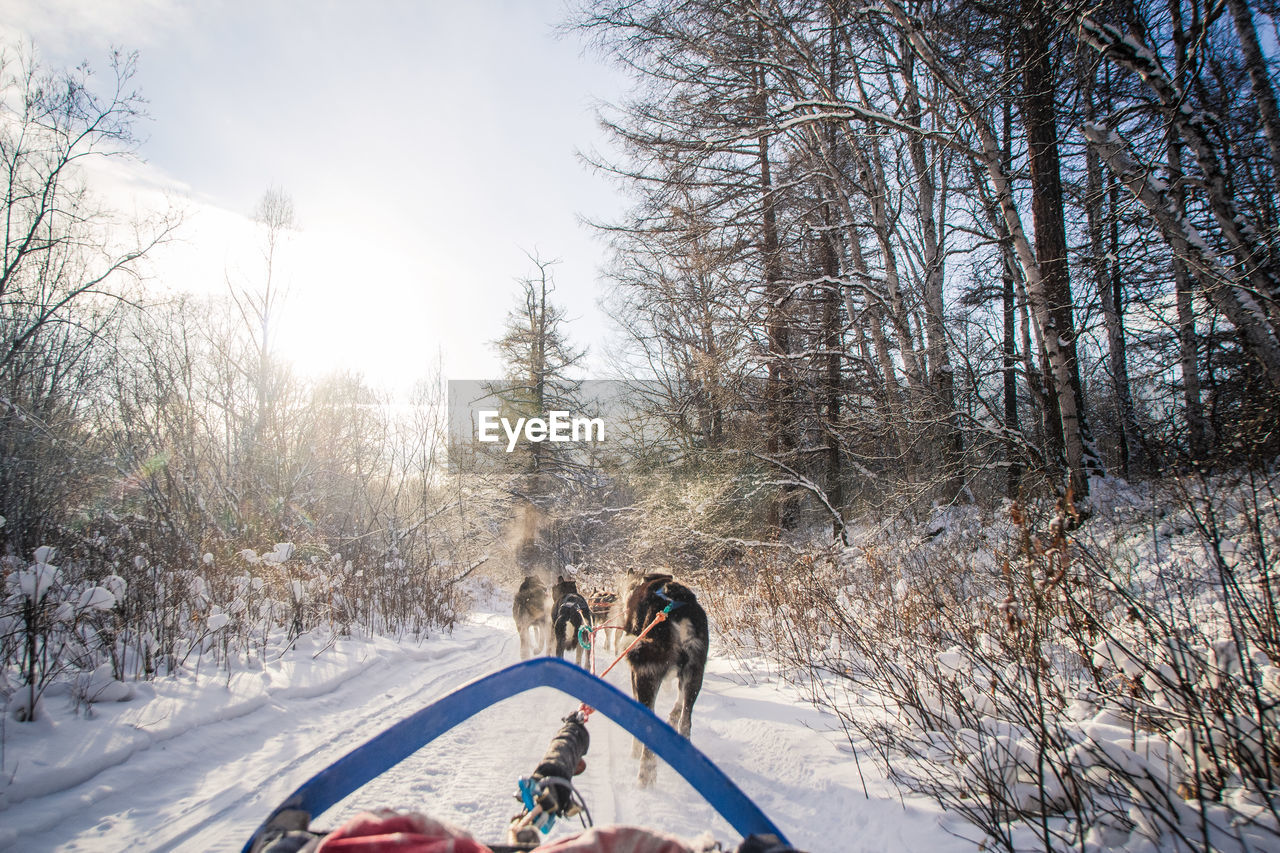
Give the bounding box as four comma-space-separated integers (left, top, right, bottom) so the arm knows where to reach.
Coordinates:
0, 590, 969, 852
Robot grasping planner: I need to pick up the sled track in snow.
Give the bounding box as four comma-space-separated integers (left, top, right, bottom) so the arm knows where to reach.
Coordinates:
151, 632, 515, 851
3, 630, 513, 852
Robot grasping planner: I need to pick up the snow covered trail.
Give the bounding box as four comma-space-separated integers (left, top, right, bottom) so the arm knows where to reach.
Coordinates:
1, 604, 970, 852
2, 625, 512, 851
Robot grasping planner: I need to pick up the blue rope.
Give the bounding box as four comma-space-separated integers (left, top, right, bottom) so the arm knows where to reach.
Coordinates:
241, 657, 788, 852
577, 623, 593, 650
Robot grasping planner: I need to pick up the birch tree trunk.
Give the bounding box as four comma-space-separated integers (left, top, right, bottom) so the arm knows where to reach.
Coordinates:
1167, 0, 1209, 459
1085, 126, 1280, 392
1083, 67, 1143, 476
1076, 14, 1280, 333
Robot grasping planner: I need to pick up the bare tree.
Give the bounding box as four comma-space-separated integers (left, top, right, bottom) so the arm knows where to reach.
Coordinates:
0, 46, 176, 555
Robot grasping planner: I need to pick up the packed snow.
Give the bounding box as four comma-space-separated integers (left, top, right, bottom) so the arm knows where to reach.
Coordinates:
0, 584, 969, 852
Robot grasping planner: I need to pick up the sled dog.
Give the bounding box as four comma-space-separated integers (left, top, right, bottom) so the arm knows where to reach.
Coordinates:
513, 575, 550, 658
620, 570, 709, 786
588, 590, 620, 653
551, 576, 593, 668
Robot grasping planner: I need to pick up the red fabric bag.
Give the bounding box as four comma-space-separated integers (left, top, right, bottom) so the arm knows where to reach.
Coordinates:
314, 811, 696, 853
315, 811, 491, 853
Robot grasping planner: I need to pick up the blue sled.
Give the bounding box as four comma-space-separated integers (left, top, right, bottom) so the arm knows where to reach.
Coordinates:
243, 656, 789, 851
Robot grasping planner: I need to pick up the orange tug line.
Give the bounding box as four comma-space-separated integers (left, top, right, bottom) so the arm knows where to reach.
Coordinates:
579, 611, 668, 721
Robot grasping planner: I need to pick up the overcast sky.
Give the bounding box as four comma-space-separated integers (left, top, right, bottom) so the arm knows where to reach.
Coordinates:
2, 0, 629, 393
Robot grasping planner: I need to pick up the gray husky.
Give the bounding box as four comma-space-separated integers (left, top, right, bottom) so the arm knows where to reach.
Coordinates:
513, 575, 550, 658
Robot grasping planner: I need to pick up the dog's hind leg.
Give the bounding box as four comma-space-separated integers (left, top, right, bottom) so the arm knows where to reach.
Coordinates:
629, 665, 660, 757
670, 651, 705, 738
637, 739, 659, 787
630, 666, 663, 786
553, 623, 566, 658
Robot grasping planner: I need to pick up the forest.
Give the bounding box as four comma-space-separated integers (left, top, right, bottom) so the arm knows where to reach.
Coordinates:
3, 1, 1280, 851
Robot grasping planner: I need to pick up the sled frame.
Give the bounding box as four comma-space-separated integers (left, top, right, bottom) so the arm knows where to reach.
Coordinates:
242, 656, 788, 852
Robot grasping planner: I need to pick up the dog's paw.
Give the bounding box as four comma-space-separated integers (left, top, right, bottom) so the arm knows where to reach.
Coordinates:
637, 763, 657, 788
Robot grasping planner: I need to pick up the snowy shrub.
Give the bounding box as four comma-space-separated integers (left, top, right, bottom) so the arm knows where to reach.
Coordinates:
72, 663, 135, 711
0, 420, 473, 701
1, 547, 127, 721
727, 476, 1280, 852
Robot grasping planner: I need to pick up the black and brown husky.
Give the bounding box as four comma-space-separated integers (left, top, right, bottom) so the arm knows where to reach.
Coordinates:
620, 571, 709, 786
513, 575, 550, 658
551, 576, 593, 668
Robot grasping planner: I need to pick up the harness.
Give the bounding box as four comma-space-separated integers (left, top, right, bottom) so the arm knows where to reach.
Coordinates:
653, 583, 685, 613
577, 583, 682, 654
558, 597, 589, 621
